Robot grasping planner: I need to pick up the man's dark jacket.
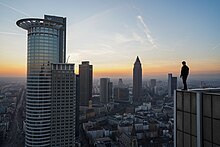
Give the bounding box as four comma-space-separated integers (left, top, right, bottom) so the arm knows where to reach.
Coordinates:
181, 65, 189, 77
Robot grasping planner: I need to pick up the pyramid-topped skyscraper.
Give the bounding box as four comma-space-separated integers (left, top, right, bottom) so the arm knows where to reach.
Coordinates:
133, 56, 142, 102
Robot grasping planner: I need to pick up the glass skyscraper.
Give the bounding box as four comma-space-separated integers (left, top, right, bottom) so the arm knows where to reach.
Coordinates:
17, 15, 75, 147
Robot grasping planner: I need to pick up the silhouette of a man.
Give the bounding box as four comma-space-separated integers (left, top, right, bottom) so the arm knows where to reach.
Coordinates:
180, 61, 189, 90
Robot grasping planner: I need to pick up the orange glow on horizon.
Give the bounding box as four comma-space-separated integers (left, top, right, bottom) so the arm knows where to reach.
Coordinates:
0, 63, 219, 77
0, 64, 26, 77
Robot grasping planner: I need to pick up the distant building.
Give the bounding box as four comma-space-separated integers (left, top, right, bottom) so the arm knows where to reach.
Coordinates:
100, 78, 112, 104
79, 61, 93, 106
174, 88, 220, 147
114, 78, 129, 102
150, 79, 157, 94
168, 73, 177, 98
114, 87, 129, 102
118, 78, 124, 88
108, 82, 113, 101
150, 79, 156, 88
133, 56, 142, 101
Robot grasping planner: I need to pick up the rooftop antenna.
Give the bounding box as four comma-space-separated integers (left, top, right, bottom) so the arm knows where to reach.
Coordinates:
67, 55, 70, 63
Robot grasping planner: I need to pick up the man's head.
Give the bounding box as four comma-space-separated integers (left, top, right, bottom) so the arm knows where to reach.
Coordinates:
182, 61, 186, 65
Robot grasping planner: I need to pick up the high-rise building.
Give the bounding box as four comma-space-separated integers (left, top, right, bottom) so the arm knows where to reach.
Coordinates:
149, 79, 157, 94
118, 78, 124, 88
113, 87, 129, 102
149, 79, 156, 88
100, 78, 112, 104
168, 73, 177, 98
174, 88, 220, 147
75, 74, 80, 138
133, 56, 142, 101
51, 63, 76, 147
108, 81, 113, 101
79, 61, 93, 106
17, 15, 76, 147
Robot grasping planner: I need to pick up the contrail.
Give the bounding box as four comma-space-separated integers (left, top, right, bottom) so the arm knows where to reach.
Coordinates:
137, 15, 157, 48
0, 1, 30, 17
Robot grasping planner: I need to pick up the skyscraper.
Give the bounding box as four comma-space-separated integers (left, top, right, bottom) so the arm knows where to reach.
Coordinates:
118, 78, 124, 88
113, 87, 129, 102
114, 78, 129, 102
79, 61, 93, 106
75, 74, 80, 138
100, 78, 112, 104
133, 56, 142, 101
17, 15, 76, 147
150, 79, 156, 88
168, 73, 177, 98
51, 63, 76, 147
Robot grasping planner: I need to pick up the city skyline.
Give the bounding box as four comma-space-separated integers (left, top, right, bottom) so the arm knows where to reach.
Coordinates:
0, 0, 220, 78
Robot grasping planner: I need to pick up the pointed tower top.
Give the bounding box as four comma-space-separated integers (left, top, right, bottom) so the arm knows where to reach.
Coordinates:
135, 56, 140, 62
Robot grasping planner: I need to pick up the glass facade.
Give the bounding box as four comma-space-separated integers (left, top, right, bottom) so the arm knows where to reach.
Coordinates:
17, 16, 66, 147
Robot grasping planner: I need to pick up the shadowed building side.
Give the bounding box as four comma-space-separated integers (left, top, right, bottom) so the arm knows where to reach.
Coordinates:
51, 64, 76, 147
168, 73, 177, 98
79, 61, 93, 106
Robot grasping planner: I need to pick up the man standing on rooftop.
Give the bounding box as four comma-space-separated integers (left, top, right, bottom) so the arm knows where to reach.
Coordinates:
180, 61, 189, 90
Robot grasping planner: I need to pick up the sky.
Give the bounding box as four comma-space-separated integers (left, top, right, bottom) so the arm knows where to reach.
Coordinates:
0, 0, 220, 79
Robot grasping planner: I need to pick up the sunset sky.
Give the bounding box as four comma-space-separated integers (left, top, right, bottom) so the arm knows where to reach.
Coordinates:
0, 0, 220, 78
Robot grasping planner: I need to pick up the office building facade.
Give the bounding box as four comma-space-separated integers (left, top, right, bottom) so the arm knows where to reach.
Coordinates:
17, 15, 76, 147
174, 88, 220, 147
133, 56, 142, 101
100, 78, 112, 104
51, 63, 76, 147
79, 61, 93, 106
114, 87, 129, 102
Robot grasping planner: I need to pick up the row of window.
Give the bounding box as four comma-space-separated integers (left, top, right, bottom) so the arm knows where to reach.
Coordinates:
28, 46, 58, 51
29, 26, 58, 33
28, 39, 58, 44
28, 52, 59, 58
28, 35, 58, 40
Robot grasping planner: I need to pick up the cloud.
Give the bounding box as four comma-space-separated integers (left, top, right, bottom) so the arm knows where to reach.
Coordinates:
137, 15, 157, 48
114, 33, 132, 44
132, 31, 145, 44
212, 43, 220, 50
0, 1, 30, 17
99, 43, 113, 49
114, 31, 144, 44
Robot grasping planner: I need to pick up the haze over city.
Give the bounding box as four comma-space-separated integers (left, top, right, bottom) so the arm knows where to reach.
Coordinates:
0, 0, 220, 79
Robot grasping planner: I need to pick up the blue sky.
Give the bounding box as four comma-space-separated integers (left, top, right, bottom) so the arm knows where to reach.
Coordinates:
0, 0, 220, 77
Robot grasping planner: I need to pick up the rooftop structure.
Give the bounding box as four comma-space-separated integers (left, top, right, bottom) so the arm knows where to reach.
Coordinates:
174, 88, 220, 147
